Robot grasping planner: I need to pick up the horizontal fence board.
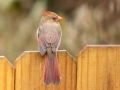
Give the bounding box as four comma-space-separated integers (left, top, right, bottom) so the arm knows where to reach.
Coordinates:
0, 56, 14, 90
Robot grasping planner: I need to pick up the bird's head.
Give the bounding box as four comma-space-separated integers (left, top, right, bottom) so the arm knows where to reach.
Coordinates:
41, 11, 63, 23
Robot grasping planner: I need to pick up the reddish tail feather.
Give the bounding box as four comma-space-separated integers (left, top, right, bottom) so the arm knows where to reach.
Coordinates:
44, 53, 61, 85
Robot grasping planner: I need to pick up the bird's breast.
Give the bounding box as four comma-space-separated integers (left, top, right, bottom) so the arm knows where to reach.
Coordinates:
43, 23, 59, 43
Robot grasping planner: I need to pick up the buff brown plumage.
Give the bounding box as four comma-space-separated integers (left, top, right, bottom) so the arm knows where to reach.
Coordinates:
37, 11, 62, 85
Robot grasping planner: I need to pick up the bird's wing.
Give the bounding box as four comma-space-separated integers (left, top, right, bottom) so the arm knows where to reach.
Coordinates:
37, 23, 62, 54
37, 26, 47, 55
51, 25, 62, 52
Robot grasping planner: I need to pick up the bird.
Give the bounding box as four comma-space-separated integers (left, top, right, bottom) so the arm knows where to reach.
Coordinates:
37, 11, 63, 85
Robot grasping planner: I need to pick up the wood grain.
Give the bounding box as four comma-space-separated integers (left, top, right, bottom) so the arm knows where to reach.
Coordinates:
77, 45, 120, 90
0, 56, 14, 90
15, 51, 76, 90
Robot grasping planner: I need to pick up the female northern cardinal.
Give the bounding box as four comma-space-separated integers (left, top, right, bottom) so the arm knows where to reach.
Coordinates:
37, 11, 63, 85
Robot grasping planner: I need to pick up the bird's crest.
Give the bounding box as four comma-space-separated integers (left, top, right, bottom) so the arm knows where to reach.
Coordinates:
42, 11, 51, 15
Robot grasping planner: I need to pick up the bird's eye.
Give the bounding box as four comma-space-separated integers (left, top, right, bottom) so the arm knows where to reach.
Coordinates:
52, 17, 56, 21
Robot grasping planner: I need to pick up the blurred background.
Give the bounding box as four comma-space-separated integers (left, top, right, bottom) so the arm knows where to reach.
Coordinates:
0, 0, 120, 64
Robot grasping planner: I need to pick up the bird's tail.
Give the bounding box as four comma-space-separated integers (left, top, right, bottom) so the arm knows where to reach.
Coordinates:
44, 53, 61, 85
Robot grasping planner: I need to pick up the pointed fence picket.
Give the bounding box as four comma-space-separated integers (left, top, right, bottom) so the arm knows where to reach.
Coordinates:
77, 45, 120, 90
15, 51, 76, 90
0, 56, 14, 90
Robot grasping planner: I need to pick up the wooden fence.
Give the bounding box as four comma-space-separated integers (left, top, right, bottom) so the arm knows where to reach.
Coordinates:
77, 45, 120, 90
15, 51, 76, 90
0, 45, 120, 90
0, 56, 14, 90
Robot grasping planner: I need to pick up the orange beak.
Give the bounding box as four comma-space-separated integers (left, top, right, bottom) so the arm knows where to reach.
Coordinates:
56, 16, 63, 22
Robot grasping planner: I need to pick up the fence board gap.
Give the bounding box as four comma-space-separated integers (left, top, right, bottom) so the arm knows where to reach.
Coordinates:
71, 58, 77, 90
77, 52, 82, 90
81, 48, 88, 90
15, 56, 22, 90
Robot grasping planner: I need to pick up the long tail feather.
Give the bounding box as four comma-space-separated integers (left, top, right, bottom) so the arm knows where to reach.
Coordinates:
44, 53, 61, 85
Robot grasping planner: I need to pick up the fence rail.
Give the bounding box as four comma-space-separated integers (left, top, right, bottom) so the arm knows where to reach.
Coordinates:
0, 45, 120, 90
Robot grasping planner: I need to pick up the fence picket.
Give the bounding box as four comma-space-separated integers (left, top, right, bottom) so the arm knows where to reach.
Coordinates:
77, 45, 120, 90
0, 56, 14, 90
15, 51, 76, 90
